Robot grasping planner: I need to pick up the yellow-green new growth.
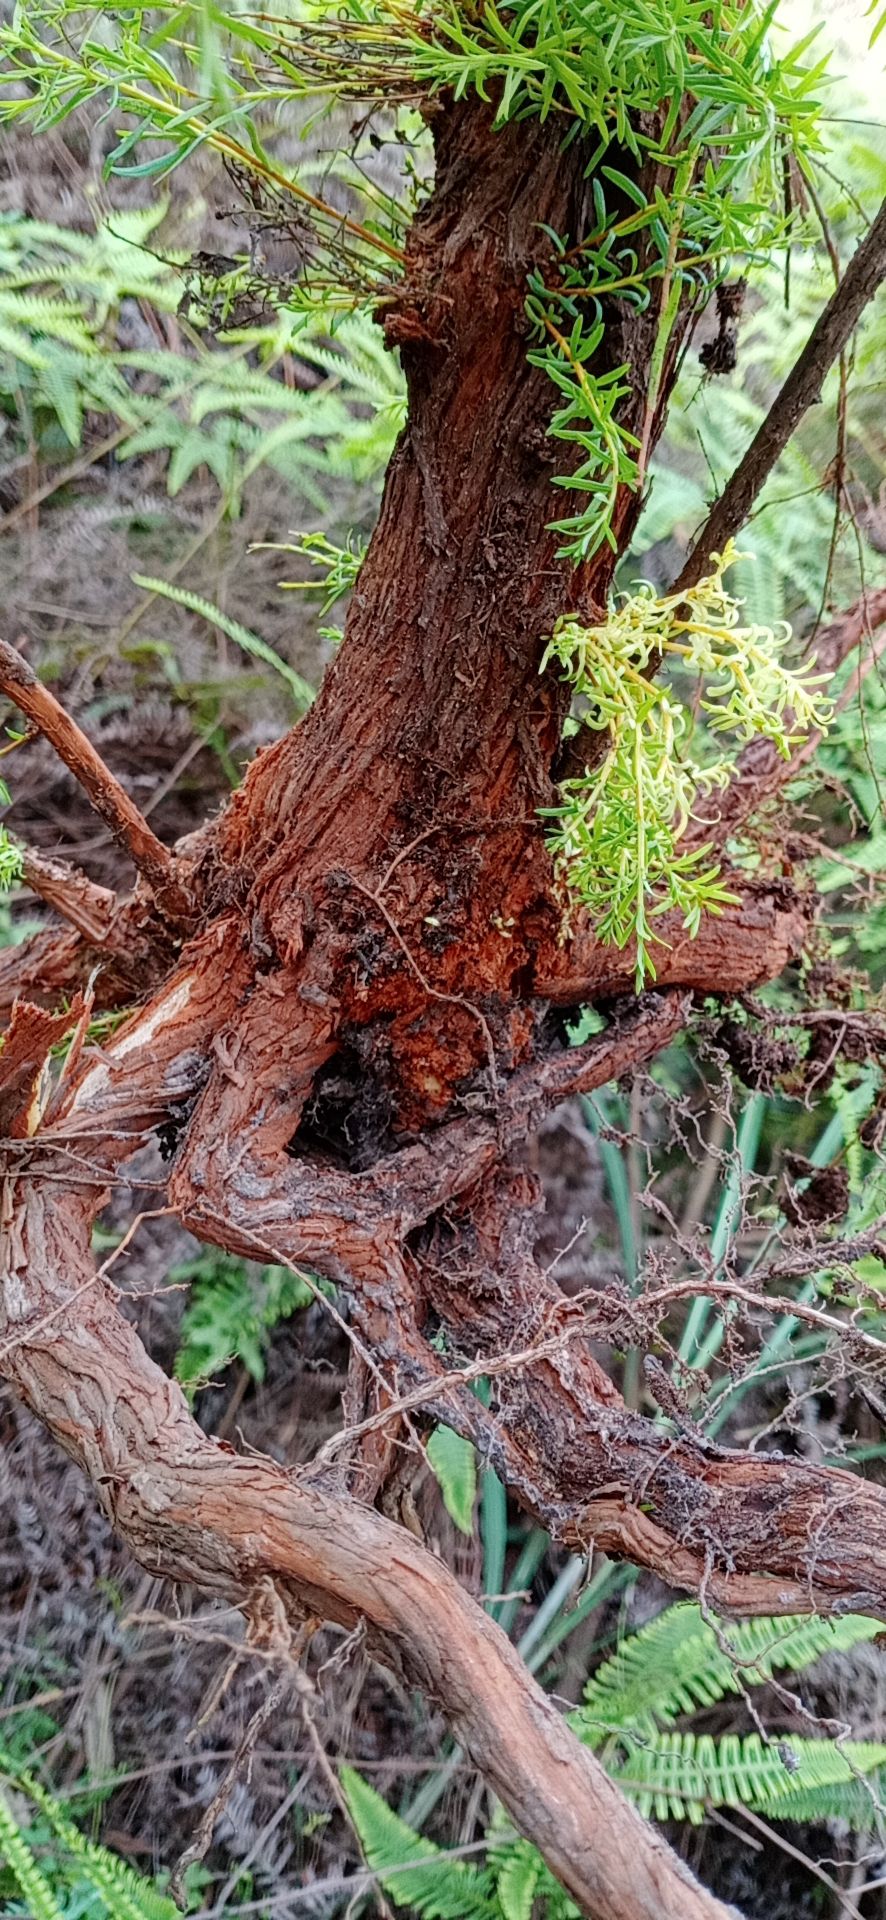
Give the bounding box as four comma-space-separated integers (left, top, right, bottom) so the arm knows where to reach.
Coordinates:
0, 772, 23, 899
541, 542, 833, 987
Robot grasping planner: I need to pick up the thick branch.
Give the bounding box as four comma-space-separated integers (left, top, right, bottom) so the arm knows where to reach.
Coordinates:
535, 881, 809, 1003
154, 974, 886, 1619
0, 997, 735, 1920
0, 1283, 733, 1920
0, 638, 192, 919
677, 194, 886, 591
7, 941, 886, 1920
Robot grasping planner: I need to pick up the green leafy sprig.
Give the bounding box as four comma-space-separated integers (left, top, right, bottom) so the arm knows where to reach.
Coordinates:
541, 542, 833, 984
250, 529, 368, 616
0, 773, 23, 901
393, 0, 824, 154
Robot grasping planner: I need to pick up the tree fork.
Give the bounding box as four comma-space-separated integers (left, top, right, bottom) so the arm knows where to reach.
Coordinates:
201, 95, 698, 1135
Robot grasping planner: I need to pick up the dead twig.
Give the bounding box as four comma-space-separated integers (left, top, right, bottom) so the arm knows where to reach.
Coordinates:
677, 193, 886, 591
0, 636, 192, 919
170, 1673, 295, 1901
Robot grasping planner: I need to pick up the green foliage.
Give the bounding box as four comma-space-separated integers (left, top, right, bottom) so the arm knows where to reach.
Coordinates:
0, 203, 177, 447
0, 1790, 65, 1920
0, 0, 820, 189
395, 0, 822, 152
0, 203, 402, 883
343, 1601, 886, 1917
612, 1729, 886, 1825
426, 1425, 477, 1534
491, 1839, 543, 1920
129, 577, 315, 712
0, 3, 410, 275
250, 531, 368, 617
577, 1603, 882, 1742
341, 1767, 497, 1919
172, 1250, 324, 1393
2, 0, 822, 564
479, 0, 818, 566
542, 541, 832, 982
0, 774, 23, 900
0, 1749, 178, 1920
523, 150, 797, 563
625, 101, 886, 986
525, 301, 638, 560
0, 204, 404, 513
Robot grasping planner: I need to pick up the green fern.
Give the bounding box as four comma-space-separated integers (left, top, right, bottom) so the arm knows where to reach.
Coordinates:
341, 1768, 497, 1919
173, 1250, 323, 1394
0, 1751, 178, 1920
129, 576, 315, 711
759, 1767, 886, 1827
577, 1603, 882, 1743
341, 1601, 886, 1916
611, 1730, 886, 1826
0, 1789, 65, 1920
293, 312, 407, 426
492, 1838, 544, 1920
0, 208, 404, 508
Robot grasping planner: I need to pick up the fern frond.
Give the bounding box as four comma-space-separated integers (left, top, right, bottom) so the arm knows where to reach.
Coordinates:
294, 313, 407, 418
341, 1767, 497, 1919
494, 1838, 542, 1920
0, 291, 96, 348
612, 1730, 886, 1827
578, 1603, 881, 1741
188, 370, 333, 418
0, 1754, 178, 1920
485, 1809, 581, 1920
172, 1251, 319, 1393
0, 319, 49, 369
767, 1767, 886, 1828
130, 576, 315, 710
0, 1788, 65, 1920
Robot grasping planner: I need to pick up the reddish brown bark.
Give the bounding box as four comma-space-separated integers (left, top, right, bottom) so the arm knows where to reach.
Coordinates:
1, 89, 884, 1920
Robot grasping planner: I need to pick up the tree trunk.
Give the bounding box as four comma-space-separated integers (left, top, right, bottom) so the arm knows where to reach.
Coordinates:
1, 87, 883, 1920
